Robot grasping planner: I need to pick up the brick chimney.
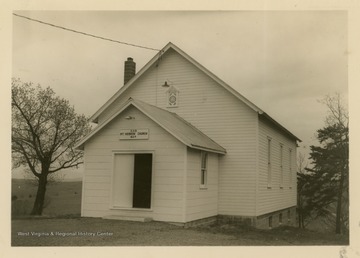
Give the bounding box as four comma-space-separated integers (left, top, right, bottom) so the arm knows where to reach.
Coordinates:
124, 57, 136, 85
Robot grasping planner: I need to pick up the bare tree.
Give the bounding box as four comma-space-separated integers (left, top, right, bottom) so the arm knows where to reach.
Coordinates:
11, 78, 91, 215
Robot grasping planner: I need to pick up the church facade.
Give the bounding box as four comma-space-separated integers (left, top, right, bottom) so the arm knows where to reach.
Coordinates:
76, 42, 300, 228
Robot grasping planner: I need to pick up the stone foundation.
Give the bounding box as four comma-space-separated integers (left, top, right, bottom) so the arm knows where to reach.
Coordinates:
216, 206, 297, 229
167, 206, 297, 229
217, 215, 255, 227
254, 206, 297, 229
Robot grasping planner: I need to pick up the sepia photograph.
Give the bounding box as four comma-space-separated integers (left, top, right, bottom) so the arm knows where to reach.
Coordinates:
3, 4, 360, 258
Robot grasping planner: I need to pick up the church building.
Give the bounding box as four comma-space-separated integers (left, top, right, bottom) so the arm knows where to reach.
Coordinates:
75, 42, 300, 228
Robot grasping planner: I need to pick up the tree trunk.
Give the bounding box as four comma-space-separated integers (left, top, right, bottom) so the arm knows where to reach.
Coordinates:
335, 168, 345, 234
298, 210, 304, 229
31, 174, 48, 215
301, 215, 305, 229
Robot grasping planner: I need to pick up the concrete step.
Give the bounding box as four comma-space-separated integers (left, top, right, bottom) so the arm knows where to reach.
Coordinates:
102, 215, 152, 222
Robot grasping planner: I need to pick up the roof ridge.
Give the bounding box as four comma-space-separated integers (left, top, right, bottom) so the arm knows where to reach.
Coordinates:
89, 42, 263, 123
88, 42, 299, 142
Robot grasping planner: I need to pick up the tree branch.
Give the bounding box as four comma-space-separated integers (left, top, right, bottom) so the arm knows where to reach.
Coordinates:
12, 95, 45, 160
16, 143, 41, 177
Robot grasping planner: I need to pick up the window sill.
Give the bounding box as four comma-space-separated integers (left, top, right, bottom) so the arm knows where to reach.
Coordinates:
199, 185, 208, 190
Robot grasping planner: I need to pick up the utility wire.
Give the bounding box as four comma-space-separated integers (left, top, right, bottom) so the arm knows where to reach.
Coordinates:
13, 13, 161, 52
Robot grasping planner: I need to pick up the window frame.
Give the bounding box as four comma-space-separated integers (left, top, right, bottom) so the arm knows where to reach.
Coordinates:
287, 209, 291, 222
289, 148, 293, 189
200, 151, 208, 189
280, 143, 284, 189
267, 137, 272, 188
269, 216, 273, 229
110, 151, 154, 211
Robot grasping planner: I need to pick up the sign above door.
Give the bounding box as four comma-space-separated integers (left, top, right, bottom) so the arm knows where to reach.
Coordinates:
119, 129, 149, 140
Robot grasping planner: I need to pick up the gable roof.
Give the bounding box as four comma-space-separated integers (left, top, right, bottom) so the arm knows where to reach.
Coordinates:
90, 42, 264, 123
76, 98, 226, 154
90, 42, 300, 142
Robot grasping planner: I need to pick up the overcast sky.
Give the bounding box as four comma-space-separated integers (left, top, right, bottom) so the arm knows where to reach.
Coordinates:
12, 10, 348, 177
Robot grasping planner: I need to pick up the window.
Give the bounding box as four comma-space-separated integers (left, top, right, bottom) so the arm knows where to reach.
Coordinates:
269, 216, 273, 229
200, 152, 208, 188
287, 209, 291, 222
267, 137, 272, 188
279, 213, 283, 225
289, 149, 292, 188
280, 144, 283, 188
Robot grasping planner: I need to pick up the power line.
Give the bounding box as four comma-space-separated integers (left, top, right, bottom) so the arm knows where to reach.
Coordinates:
13, 13, 161, 52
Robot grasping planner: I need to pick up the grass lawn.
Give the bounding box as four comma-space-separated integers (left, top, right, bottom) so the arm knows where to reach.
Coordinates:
11, 217, 349, 246
11, 179, 349, 246
12, 179, 82, 216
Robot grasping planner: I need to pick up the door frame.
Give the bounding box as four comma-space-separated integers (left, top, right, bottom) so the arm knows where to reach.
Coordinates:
110, 150, 155, 211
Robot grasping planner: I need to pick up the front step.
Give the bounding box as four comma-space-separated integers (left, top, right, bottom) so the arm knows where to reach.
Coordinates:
102, 215, 152, 222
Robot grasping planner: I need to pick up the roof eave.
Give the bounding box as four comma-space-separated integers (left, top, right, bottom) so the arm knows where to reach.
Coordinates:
89, 43, 174, 123
130, 100, 226, 154
190, 144, 226, 155
76, 98, 227, 154
75, 143, 84, 151
87, 42, 299, 146
259, 112, 302, 142
75, 98, 135, 150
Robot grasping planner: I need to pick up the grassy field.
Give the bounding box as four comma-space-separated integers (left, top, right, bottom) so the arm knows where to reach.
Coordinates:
11, 217, 349, 246
11, 179, 349, 246
11, 179, 82, 217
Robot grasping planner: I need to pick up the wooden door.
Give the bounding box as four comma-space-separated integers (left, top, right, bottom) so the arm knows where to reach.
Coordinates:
132, 154, 152, 208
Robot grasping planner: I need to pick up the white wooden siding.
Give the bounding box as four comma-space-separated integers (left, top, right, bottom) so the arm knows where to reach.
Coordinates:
257, 117, 297, 216
96, 48, 258, 216
82, 106, 186, 222
185, 148, 218, 221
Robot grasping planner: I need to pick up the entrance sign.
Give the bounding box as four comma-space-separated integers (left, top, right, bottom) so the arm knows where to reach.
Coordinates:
120, 129, 149, 140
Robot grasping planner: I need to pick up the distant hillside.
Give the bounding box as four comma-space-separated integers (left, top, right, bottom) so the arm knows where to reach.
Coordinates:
12, 166, 84, 181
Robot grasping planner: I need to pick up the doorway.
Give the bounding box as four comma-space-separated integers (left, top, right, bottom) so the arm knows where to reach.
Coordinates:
112, 153, 153, 209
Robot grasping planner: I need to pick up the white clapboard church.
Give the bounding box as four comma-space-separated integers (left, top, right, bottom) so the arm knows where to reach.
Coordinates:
75, 42, 300, 228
